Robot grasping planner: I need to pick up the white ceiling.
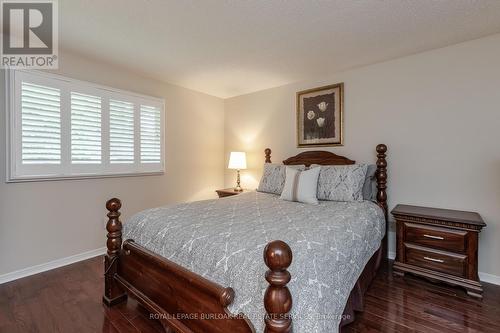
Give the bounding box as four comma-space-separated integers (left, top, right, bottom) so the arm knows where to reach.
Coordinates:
60, 0, 500, 98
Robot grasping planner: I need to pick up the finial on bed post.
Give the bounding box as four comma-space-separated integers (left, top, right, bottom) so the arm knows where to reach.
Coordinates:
263, 240, 293, 333
265, 148, 272, 163
103, 198, 127, 306
376, 144, 388, 258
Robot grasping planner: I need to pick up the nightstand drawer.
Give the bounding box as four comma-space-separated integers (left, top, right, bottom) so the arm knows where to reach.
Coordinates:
405, 222, 467, 252
405, 243, 466, 277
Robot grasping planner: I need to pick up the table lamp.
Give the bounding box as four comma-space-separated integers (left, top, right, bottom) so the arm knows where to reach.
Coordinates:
228, 152, 247, 191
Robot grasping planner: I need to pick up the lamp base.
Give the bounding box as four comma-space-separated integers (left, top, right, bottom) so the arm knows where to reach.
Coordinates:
234, 169, 243, 192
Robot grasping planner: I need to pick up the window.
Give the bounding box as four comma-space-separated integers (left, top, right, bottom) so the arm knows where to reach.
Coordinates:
109, 99, 134, 164
21, 82, 61, 165
6, 70, 165, 181
140, 105, 162, 164
71, 92, 102, 164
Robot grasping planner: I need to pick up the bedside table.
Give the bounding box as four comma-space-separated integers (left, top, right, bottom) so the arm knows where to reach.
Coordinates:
392, 204, 486, 298
215, 188, 245, 198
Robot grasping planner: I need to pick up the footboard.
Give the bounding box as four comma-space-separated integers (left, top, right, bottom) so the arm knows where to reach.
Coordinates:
103, 198, 293, 333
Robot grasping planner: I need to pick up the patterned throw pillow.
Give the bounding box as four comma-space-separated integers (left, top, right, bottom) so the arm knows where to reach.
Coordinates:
257, 163, 306, 195
280, 166, 321, 204
362, 164, 377, 201
316, 164, 368, 201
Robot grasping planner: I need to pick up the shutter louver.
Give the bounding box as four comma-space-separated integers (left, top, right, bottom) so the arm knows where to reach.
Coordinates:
21, 82, 61, 164
140, 105, 161, 163
71, 92, 102, 164
109, 99, 134, 164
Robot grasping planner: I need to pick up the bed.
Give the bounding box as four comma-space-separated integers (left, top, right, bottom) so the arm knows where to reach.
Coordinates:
103, 145, 389, 333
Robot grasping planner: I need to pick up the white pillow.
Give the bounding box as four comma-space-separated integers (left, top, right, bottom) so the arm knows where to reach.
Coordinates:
280, 166, 321, 204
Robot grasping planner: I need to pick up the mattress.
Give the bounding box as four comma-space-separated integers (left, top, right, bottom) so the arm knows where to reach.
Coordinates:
123, 191, 385, 332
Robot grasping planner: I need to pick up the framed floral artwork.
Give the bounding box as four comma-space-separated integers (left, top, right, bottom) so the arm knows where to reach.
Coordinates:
296, 83, 344, 147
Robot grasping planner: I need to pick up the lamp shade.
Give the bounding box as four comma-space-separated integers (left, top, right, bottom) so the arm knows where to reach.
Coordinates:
228, 152, 247, 170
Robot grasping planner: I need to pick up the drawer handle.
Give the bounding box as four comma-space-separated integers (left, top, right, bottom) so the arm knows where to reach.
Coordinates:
423, 234, 444, 240
423, 256, 444, 263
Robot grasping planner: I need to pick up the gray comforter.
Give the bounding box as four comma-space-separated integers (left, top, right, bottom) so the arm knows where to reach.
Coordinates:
123, 191, 385, 333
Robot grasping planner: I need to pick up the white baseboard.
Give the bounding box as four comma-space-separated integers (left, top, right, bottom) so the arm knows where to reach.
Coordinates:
0, 247, 106, 285
386, 250, 500, 285
479, 272, 500, 286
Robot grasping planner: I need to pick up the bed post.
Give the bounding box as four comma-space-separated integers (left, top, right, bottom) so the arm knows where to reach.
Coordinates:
265, 148, 272, 163
103, 198, 127, 306
375, 144, 388, 259
263, 240, 293, 333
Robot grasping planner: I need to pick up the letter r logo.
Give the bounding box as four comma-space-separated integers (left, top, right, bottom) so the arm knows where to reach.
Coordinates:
2, 1, 53, 54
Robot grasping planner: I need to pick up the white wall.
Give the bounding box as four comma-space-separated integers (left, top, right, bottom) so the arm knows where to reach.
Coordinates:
224, 34, 500, 278
0, 51, 225, 276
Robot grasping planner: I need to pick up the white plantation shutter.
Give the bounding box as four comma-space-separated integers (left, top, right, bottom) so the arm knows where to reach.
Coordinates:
140, 105, 161, 163
7, 70, 164, 181
71, 92, 101, 164
21, 82, 61, 164
109, 99, 135, 164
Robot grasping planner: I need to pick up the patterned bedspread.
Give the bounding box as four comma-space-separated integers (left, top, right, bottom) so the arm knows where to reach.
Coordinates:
123, 191, 385, 333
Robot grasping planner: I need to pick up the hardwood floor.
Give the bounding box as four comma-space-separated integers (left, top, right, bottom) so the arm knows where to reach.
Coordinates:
1, 257, 500, 333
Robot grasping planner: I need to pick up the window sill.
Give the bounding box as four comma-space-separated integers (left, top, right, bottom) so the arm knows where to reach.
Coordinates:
6, 170, 165, 183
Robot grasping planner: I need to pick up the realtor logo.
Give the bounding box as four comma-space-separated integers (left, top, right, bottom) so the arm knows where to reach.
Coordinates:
1, 0, 58, 68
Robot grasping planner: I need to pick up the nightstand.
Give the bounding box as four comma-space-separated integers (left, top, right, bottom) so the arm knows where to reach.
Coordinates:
215, 188, 245, 198
392, 204, 486, 298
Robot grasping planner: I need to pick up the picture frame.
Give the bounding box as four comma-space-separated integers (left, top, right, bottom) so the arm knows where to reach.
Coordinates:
296, 83, 344, 147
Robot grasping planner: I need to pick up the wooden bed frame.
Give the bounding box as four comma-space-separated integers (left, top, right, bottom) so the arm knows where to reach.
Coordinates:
103, 144, 388, 333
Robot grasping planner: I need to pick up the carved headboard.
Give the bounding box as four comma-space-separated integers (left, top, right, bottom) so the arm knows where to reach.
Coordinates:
283, 151, 355, 167
264, 145, 389, 256
264, 148, 355, 166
